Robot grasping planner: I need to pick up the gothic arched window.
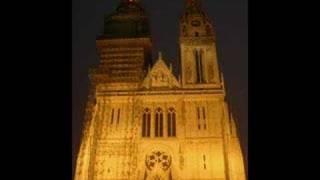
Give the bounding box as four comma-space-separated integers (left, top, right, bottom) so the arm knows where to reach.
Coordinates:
167, 108, 176, 137
155, 108, 163, 137
194, 49, 205, 83
142, 108, 151, 137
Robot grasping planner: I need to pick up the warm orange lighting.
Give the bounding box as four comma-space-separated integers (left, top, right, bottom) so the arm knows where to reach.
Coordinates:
74, 0, 246, 179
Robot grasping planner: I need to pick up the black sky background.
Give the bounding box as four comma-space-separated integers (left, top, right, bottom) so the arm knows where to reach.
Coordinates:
72, 0, 247, 176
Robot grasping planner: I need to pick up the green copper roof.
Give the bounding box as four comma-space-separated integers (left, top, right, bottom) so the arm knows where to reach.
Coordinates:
103, 1, 150, 39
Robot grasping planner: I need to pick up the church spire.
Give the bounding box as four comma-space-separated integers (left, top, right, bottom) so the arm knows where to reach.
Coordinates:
122, 0, 137, 2
186, 0, 201, 7
180, 0, 214, 39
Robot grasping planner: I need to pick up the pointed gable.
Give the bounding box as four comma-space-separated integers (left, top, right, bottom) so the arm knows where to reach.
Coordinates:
142, 52, 180, 89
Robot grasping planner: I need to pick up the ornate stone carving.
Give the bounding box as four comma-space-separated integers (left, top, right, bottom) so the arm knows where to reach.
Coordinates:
151, 70, 169, 86
142, 55, 180, 89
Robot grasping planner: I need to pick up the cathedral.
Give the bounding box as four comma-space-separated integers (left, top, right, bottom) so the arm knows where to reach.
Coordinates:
74, 0, 246, 179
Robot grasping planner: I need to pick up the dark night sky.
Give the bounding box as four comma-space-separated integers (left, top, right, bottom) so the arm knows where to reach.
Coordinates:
72, 0, 247, 175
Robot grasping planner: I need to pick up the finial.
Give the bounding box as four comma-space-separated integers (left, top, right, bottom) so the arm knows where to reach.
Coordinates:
185, 0, 202, 11
158, 51, 162, 59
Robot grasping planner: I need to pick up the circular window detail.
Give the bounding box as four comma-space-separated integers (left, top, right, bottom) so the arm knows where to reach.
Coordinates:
145, 151, 172, 171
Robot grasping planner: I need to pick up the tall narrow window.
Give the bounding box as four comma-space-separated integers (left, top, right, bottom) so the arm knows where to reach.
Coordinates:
160, 113, 163, 137
195, 49, 204, 83
172, 110, 176, 136
147, 110, 151, 137
142, 113, 146, 137
199, 50, 205, 83
142, 108, 151, 137
110, 109, 114, 124
195, 50, 201, 83
203, 155, 207, 169
197, 106, 208, 130
168, 108, 176, 137
203, 107, 206, 129
197, 107, 201, 130
167, 112, 171, 136
117, 109, 120, 125
155, 108, 163, 137
155, 114, 159, 137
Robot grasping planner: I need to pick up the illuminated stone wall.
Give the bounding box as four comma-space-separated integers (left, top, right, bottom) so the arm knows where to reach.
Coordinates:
75, 77, 246, 180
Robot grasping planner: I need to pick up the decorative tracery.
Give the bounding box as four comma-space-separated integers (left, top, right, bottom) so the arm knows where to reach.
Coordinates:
145, 151, 172, 171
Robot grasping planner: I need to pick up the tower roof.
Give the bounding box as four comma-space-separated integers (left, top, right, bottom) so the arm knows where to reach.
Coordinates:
101, 0, 150, 39
185, 0, 203, 15
180, 0, 215, 39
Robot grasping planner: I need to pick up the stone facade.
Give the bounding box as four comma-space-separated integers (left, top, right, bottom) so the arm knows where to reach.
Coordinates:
74, 0, 246, 180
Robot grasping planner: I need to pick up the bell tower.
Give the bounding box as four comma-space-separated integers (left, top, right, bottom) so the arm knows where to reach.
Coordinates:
179, 0, 221, 88
95, 0, 152, 84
